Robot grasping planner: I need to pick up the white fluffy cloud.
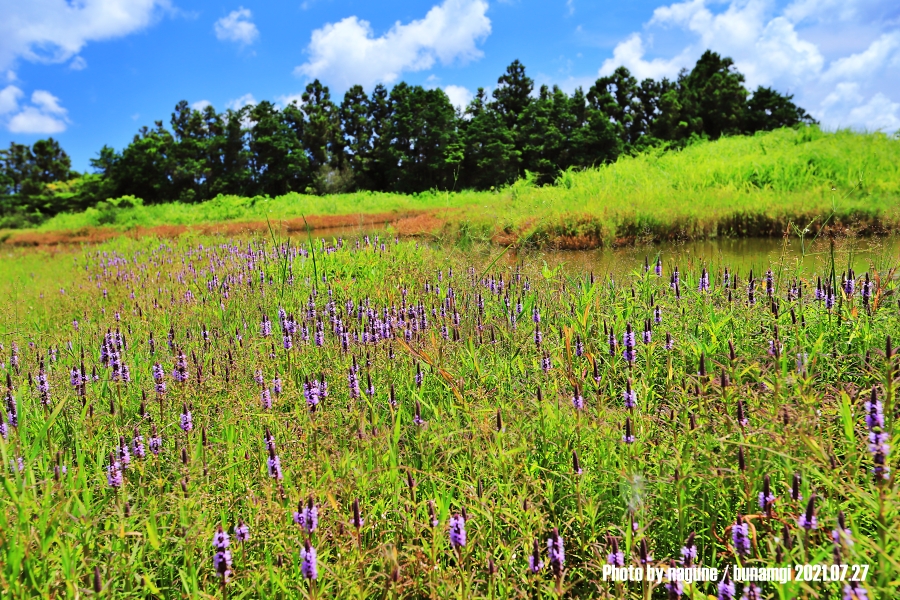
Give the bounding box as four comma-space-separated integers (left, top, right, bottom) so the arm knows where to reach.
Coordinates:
599, 33, 693, 81
191, 100, 212, 111
0, 85, 23, 115
294, 0, 491, 89
0, 0, 169, 71
226, 93, 257, 111
600, 0, 900, 131
3, 89, 68, 134
822, 32, 900, 81
443, 84, 473, 111
214, 8, 259, 46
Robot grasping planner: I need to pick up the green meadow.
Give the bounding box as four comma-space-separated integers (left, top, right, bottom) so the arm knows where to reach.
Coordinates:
0, 231, 897, 598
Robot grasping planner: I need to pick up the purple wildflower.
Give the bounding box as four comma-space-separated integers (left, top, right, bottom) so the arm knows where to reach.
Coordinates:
529, 539, 544, 574
300, 539, 318, 580
449, 513, 466, 549
304, 377, 320, 411
149, 425, 162, 456
680, 532, 697, 567
791, 472, 803, 502
152, 362, 166, 395
38, 362, 50, 407
571, 384, 584, 410
622, 323, 636, 363
293, 497, 318, 533
267, 448, 283, 480
717, 574, 736, 600
547, 528, 565, 576
843, 582, 869, 600
698, 268, 709, 292
832, 511, 853, 547
414, 400, 427, 427
273, 374, 282, 396
118, 436, 131, 469
758, 475, 776, 514
732, 514, 751, 556
798, 496, 817, 530
622, 416, 635, 444
623, 379, 637, 409
180, 404, 193, 433
234, 520, 250, 542
132, 428, 145, 460
741, 583, 762, 600
107, 454, 123, 488
607, 537, 625, 567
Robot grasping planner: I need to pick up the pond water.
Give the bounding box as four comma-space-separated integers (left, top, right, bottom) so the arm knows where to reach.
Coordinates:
298, 224, 899, 280
509, 235, 900, 280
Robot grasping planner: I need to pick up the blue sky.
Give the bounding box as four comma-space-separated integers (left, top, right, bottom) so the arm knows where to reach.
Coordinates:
1, 0, 899, 171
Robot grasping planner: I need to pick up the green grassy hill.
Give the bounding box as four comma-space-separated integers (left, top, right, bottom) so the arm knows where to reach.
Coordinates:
12, 126, 900, 247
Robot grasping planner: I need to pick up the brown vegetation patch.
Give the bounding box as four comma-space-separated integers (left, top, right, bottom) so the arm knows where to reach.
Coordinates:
2, 210, 437, 247
393, 213, 445, 236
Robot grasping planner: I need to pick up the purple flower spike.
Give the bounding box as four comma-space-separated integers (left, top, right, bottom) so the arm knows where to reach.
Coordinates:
732, 514, 751, 556
180, 404, 193, 433
300, 539, 318, 580
680, 532, 697, 567
547, 528, 565, 576
106, 453, 123, 489
234, 520, 250, 543
571, 384, 584, 410
798, 496, 817, 530
623, 379, 637, 409
529, 539, 544, 574
607, 537, 624, 567
717, 574, 735, 600
832, 511, 853, 547
212, 528, 233, 582
267, 447, 283, 480
843, 582, 869, 600
741, 583, 762, 600
449, 513, 466, 549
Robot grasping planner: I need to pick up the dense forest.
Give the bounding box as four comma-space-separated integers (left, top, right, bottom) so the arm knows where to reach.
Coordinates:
0, 51, 813, 226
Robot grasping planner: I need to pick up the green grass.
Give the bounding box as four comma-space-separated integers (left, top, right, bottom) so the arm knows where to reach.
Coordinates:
0, 233, 898, 598
20, 127, 900, 248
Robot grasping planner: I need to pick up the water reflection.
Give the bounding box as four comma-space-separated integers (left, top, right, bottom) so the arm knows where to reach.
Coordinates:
297, 224, 899, 280
510, 236, 900, 279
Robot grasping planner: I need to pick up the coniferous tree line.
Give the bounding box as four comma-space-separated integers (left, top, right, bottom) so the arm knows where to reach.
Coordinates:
1, 51, 814, 224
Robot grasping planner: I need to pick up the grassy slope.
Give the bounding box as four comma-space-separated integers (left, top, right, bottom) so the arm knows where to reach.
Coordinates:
27, 127, 900, 245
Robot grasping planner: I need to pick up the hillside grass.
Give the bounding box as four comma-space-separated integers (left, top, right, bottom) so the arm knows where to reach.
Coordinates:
20, 126, 900, 247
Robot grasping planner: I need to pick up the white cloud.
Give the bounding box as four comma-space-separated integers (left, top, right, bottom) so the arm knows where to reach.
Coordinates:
846, 93, 900, 131
443, 84, 472, 111
599, 0, 900, 131
69, 56, 87, 70
823, 32, 900, 81
599, 33, 693, 80
294, 0, 491, 89
0, 0, 170, 71
31, 90, 66, 115
8, 106, 67, 134
276, 93, 305, 108
226, 93, 257, 111
191, 100, 212, 111
814, 82, 900, 131
0, 85, 23, 115
214, 7, 259, 46
1, 87, 69, 133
